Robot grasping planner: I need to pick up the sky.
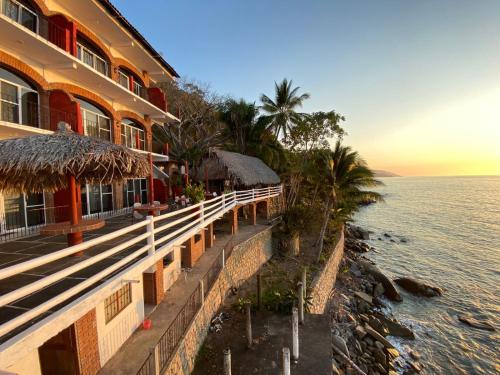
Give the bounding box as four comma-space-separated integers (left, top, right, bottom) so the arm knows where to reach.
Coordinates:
114, 0, 500, 176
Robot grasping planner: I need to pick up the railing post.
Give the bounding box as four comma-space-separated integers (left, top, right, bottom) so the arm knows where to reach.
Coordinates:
149, 345, 160, 375
252, 189, 255, 201
292, 307, 299, 362
282, 347, 291, 375
200, 201, 205, 224
146, 215, 155, 256
222, 193, 226, 210
200, 279, 205, 305
223, 348, 232, 375
267, 186, 271, 197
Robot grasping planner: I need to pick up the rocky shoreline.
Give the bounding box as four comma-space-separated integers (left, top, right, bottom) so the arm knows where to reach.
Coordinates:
329, 225, 426, 375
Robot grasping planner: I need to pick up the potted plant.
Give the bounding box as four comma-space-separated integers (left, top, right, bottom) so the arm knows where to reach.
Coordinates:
184, 183, 205, 204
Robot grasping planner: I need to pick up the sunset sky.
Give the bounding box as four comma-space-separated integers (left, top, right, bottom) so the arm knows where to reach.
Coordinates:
115, 0, 500, 176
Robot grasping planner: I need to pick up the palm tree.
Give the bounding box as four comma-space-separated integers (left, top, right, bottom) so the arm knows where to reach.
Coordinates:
315, 141, 383, 262
260, 79, 310, 141
221, 99, 287, 171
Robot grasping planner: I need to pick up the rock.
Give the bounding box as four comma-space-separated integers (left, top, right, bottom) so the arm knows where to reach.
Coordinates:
355, 339, 363, 354
369, 316, 389, 336
332, 334, 350, 357
386, 348, 400, 358
394, 277, 443, 297
347, 224, 371, 240
373, 348, 387, 366
374, 341, 384, 350
364, 336, 375, 346
358, 260, 403, 302
365, 324, 395, 349
374, 313, 415, 339
331, 359, 341, 375
376, 363, 387, 374
360, 314, 370, 323
383, 233, 391, 238
358, 300, 371, 314
390, 239, 395, 243
355, 291, 373, 304
355, 325, 367, 339
374, 283, 385, 298
409, 350, 421, 360
458, 315, 495, 331
400, 238, 408, 243
409, 361, 422, 372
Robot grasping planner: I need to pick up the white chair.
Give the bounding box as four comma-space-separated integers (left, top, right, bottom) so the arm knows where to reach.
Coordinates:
133, 202, 144, 222
153, 201, 161, 215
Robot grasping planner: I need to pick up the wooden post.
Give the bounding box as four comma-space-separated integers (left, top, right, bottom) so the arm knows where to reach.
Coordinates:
257, 272, 263, 311
184, 160, 189, 185
246, 302, 252, 348
282, 347, 291, 375
148, 152, 155, 204
67, 174, 83, 248
292, 307, 299, 362
298, 282, 304, 324
223, 348, 231, 375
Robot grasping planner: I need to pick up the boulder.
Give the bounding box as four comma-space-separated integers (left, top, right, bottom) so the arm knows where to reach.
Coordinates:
358, 260, 403, 302
365, 324, 395, 349
374, 313, 415, 339
394, 277, 443, 297
355, 291, 373, 304
458, 315, 495, 331
332, 334, 350, 357
374, 283, 385, 298
347, 224, 371, 240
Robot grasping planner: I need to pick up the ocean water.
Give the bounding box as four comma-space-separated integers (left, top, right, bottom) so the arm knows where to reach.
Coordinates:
354, 176, 500, 375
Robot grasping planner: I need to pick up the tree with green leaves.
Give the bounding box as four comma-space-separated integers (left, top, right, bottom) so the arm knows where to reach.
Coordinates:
221, 99, 287, 171
314, 141, 383, 262
260, 79, 310, 141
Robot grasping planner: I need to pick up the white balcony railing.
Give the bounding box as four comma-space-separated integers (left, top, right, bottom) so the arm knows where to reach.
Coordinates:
0, 185, 282, 345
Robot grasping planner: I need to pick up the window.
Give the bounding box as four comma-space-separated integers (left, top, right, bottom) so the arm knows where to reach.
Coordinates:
1, 192, 44, 232
77, 98, 112, 142
133, 81, 143, 97
2, 0, 38, 33
118, 71, 129, 89
123, 178, 148, 207
121, 119, 145, 150
77, 42, 108, 76
104, 283, 132, 324
0, 67, 39, 127
81, 184, 113, 216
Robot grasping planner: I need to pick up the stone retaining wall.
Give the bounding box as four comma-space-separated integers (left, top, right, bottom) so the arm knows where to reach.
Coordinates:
308, 229, 345, 314
163, 227, 274, 375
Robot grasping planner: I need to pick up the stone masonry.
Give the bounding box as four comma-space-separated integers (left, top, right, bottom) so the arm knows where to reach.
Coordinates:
308, 228, 345, 314
163, 226, 274, 374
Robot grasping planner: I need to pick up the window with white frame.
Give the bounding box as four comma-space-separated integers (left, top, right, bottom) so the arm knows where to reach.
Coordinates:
121, 119, 145, 150
118, 70, 129, 90
0, 67, 39, 127
133, 81, 143, 97
77, 98, 112, 142
1, 192, 45, 232
1, 0, 38, 33
76, 41, 108, 76
81, 183, 113, 216
123, 179, 148, 207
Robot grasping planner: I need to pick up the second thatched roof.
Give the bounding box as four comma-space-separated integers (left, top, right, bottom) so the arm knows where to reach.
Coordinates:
197, 149, 280, 187
0, 125, 150, 193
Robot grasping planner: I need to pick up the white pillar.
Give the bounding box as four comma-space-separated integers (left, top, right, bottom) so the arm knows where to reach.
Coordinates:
282, 347, 291, 375
292, 307, 299, 362
146, 215, 155, 256
223, 348, 231, 375
298, 282, 304, 324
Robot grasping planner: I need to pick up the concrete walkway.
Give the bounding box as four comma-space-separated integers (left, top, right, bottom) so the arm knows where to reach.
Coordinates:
99, 222, 270, 375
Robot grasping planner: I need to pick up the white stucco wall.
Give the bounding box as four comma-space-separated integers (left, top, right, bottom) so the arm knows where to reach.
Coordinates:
3, 349, 41, 375
95, 271, 145, 367
163, 247, 181, 292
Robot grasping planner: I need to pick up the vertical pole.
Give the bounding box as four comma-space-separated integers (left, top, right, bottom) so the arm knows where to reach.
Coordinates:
223, 348, 231, 375
148, 152, 155, 204
67, 174, 83, 248
282, 347, 291, 375
200, 201, 205, 224
149, 346, 160, 375
184, 160, 189, 185
222, 248, 225, 268
246, 302, 252, 348
301, 268, 307, 299
200, 279, 205, 304
146, 215, 155, 256
222, 193, 226, 210
257, 272, 263, 311
298, 282, 304, 324
292, 307, 299, 362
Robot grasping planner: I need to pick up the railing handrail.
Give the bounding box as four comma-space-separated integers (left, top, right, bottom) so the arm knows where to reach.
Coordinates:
0, 185, 282, 343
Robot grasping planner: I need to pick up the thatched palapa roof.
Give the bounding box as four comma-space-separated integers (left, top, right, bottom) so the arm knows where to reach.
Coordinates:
198, 149, 280, 187
0, 125, 150, 193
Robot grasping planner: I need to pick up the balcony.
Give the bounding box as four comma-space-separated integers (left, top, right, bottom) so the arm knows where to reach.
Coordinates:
0, 6, 177, 121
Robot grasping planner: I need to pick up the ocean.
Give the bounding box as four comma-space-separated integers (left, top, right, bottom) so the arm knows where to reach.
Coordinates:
354, 176, 499, 374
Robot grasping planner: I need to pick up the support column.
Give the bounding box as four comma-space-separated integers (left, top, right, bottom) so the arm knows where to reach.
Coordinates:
181, 231, 205, 267
73, 309, 101, 375
250, 203, 257, 225
143, 260, 164, 305
205, 222, 214, 249
230, 207, 238, 234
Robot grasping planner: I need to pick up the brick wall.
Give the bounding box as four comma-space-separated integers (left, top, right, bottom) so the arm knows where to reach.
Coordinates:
164, 227, 274, 374
73, 309, 101, 375
308, 228, 345, 314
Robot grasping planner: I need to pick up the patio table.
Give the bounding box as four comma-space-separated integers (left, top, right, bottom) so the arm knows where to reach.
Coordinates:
134, 203, 169, 216
39, 219, 105, 236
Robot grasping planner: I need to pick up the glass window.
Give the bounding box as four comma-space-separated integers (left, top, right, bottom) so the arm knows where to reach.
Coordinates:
76, 42, 108, 76
104, 283, 132, 323
1, 192, 44, 232
123, 178, 148, 207
20, 6, 37, 31
3, 0, 19, 22
0, 81, 19, 124
2, 0, 37, 32
81, 183, 113, 215
120, 120, 145, 150
78, 99, 111, 142
118, 71, 129, 89
0, 68, 38, 127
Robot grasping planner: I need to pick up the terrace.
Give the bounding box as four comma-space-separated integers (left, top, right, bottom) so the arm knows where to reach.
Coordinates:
0, 186, 282, 369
